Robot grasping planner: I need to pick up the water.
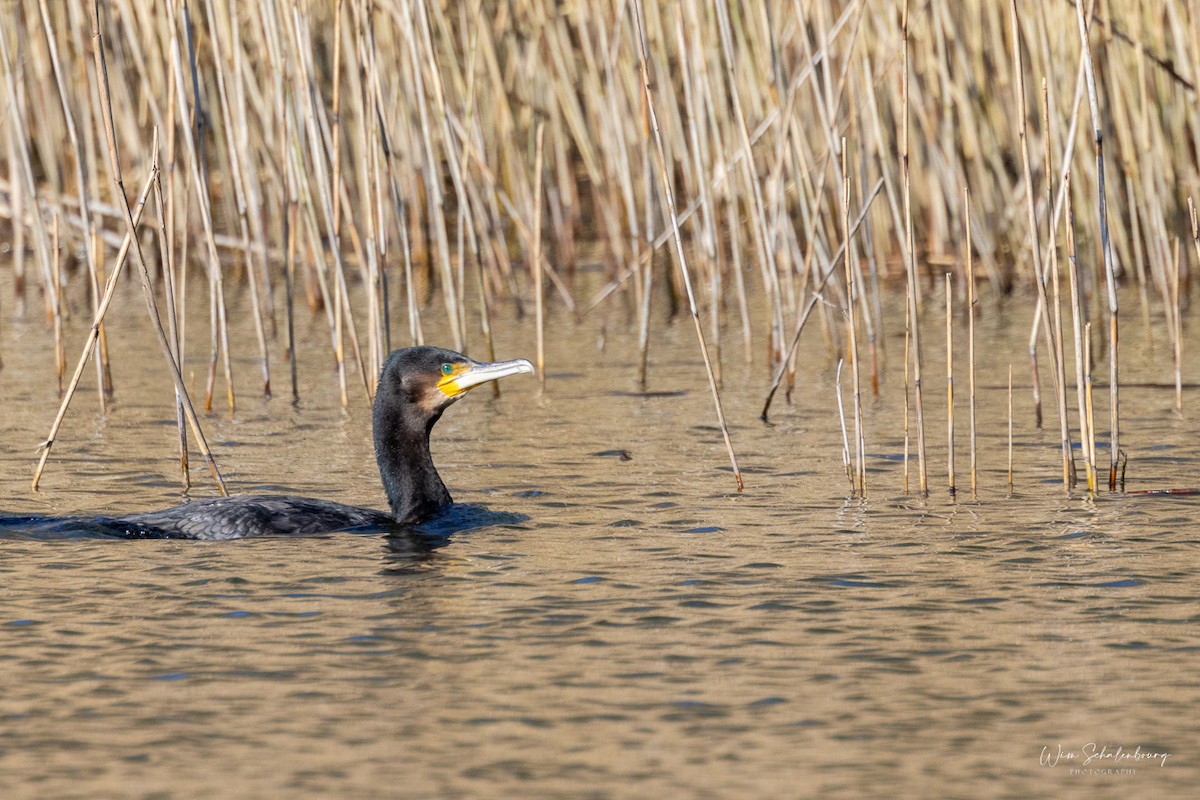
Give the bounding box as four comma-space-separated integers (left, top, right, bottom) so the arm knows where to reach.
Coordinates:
2, 280, 1198, 798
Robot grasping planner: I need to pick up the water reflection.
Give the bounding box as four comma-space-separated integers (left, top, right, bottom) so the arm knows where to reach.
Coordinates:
1, 283, 1199, 796
382, 505, 530, 573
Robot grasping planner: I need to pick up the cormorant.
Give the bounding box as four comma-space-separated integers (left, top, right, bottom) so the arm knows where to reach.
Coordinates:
107, 346, 533, 539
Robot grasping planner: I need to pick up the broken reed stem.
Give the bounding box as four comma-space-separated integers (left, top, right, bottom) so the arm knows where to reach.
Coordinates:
631, 0, 741, 492
86, 3, 226, 493
533, 120, 546, 391
1075, 1, 1120, 490
965, 187, 977, 499
33, 169, 157, 491
946, 273, 955, 499
759, 179, 883, 421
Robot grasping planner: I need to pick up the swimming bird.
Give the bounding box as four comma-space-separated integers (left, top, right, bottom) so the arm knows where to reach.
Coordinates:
110, 346, 534, 539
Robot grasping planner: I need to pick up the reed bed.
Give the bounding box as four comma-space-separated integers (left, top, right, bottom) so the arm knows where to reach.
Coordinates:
1, 0, 1198, 497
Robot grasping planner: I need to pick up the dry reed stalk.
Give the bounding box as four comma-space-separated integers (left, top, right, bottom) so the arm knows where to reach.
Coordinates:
416, 0, 489, 347
713, 0, 783, 366
284, 192, 300, 400
90, 229, 115, 400
1171, 237, 1182, 412
438, 113, 577, 314
673, 3, 721, 384
900, 0, 927, 496
30, 158, 172, 488
1041, 79, 1074, 488
51, 210, 64, 395
965, 186, 977, 498
759, 179, 883, 420
334, 250, 346, 406
6, 0, 1200, 499
631, 0, 741, 492
0, 24, 55, 324
1065, 173, 1095, 492
331, 0, 345, 238
727, 196, 753, 363
165, 45, 185, 377
402, 0, 462, 352
1074, 0, 1120, 490
1010, 0, 1072, 490
202, 0, 271, 397
36, 0, 110, 410
151, 159, 189, 489
841, 146, 864, 496
450, 0, 497, 383
6, 98, 25, 308
532, 120, 546, 390
1007, 363, 1014, 495
1183, 196, 1200, 411
230, 0, 275, 334
285, 3, 370, 404
581, 97, 790, 317
836, 358, 852, 493
635, 108, 656, 390
1084, 321, 1097, 479
1191, 198, 1200, 291
167, 0, 236, 414
903, 282, 911, 496
86, 2, 225, 491
946, 272, 955, 498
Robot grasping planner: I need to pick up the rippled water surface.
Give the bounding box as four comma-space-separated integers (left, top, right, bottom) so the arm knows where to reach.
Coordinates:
2, 280, 1199, 798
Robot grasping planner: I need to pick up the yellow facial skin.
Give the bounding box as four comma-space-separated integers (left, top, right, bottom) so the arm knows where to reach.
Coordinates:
436, 363, 472, 398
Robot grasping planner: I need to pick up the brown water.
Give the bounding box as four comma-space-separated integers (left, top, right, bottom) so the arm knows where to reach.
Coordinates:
2, 278, 1198, 799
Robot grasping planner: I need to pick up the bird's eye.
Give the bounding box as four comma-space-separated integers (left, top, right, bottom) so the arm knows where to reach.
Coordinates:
441, 363, 453, 375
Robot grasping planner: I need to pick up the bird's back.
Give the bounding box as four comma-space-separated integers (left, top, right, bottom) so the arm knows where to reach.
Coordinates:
122, 495, 395, 540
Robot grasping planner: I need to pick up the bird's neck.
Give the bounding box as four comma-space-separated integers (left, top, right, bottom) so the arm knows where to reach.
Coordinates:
375, 416, 452, 523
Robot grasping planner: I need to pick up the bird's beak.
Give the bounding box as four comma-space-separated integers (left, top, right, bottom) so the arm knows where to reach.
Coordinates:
437, 357, 535, 398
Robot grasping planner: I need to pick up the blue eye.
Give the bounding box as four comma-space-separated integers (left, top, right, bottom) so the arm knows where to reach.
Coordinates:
441, 363, 453, 375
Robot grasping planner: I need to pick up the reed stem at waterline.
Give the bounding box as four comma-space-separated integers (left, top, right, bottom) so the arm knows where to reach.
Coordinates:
1007, 364, 1014, 496
1065, 174, 1096, 493
532, 120, 546, 391
631, 0, 741, 492
946, 273, 955, 499
965, 187, 977, 499
1074, 0, 1120, 491
842, 145, 864, 497
836, 359, 853, 493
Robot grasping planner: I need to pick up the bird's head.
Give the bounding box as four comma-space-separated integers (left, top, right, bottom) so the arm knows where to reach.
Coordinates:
376, 346, 535, 421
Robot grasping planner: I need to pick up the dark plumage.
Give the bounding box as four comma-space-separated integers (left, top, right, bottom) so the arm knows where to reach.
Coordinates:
112, 346, 533, 540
